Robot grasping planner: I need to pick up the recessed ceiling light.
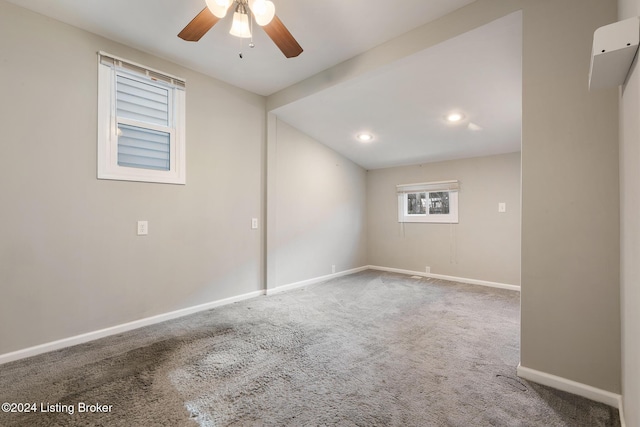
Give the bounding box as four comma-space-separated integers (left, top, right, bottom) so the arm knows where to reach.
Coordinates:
357, 133, 373, 142
446, 113, 464, 123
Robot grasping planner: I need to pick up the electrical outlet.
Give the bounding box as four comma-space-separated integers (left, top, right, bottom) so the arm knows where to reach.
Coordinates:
425, 266, 431, 274
137, 221, 148, 236
251, 218, 258, 229
332, 265, 336, 274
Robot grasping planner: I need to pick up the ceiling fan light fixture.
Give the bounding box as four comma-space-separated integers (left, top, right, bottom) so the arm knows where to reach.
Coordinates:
230, 7, 252, 38
249, 0, 275, 26
205, 0, 232, 18
178, 0, 303, 58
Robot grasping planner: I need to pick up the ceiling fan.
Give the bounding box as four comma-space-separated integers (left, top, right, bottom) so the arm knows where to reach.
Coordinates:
178, 0, 303, 58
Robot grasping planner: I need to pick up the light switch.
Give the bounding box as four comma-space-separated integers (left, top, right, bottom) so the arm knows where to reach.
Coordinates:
137, 221, 148, 235
498, 203, 506, 213
251, 218, 258, 229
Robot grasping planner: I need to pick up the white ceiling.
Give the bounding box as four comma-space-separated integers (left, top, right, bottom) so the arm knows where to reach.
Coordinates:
6, 0, 522, 170
274, 11, 522, 170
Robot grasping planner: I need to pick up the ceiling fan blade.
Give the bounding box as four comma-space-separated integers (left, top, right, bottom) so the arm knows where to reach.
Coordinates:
262, 15, 303, 58
178, 7, 220, 42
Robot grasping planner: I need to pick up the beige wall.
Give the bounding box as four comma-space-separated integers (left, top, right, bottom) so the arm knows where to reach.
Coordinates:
0, 1, 265, 354
268, 119, 367, 287
520, 0, 621, 393
367, 153, 521, 285
618, 0, 640, 423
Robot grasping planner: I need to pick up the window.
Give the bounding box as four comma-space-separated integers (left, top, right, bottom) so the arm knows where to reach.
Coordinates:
97, 52, 186, 184
397, 180, 459, 223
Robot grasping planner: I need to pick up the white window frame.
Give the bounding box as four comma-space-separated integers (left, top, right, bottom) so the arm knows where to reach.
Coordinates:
97, 52, 186, 184
397, 180, 459, 223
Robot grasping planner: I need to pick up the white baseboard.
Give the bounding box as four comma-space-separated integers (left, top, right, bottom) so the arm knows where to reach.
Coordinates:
266, 266, 369, 295
619, 400, 627, 427
517, 364, 622, 409
0, 290, 263, 366
368, 265, 520, 291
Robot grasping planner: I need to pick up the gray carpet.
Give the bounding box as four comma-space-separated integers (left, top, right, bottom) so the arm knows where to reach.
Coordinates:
0, 270, 621, 426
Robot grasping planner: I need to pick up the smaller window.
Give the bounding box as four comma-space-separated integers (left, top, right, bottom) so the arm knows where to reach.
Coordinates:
397, 181, 459, 223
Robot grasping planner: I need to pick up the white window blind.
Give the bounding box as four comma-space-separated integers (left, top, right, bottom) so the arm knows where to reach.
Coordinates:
99, 52, 186, 88
396, 180, 460, 194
